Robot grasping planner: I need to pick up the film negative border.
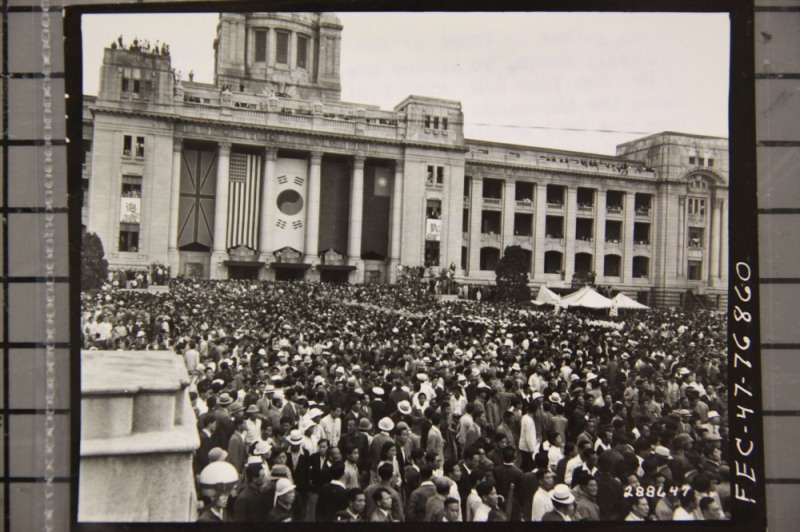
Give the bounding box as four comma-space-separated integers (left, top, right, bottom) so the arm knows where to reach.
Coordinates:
2, 0, 795, 529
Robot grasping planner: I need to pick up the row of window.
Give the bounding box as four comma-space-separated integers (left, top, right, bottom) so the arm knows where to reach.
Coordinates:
423, 115, 448, 130
121, 67, 153, 96
253, 30, 309, 68
123, 135, 145, 157
689, 156, 715, 167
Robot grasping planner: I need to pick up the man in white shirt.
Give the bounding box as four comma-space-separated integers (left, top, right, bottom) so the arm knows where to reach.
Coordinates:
531, 469, 555, 521
319, 405, 343, 448
471, 481, 501, 522
519, 396, 540, 471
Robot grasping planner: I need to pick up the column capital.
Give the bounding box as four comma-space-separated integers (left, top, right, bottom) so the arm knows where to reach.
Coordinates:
310, 151, 323, 163
264, 147, 279, 161
394, 160, 404, 170
353, 155, 366, 169
172, 137, 183, 153
218, 141, 232, 155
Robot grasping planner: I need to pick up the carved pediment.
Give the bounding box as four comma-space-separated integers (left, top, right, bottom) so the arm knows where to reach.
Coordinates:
274, 246, 302, 263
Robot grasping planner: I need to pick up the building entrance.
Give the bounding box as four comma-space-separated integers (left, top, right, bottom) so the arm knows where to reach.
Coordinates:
320, 270, 349, 283
228, 266, 260, 280
274, 268, 306, 281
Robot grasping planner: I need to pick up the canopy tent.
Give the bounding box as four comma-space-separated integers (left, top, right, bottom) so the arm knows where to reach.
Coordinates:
612, 292, 650, 310
558, 286, 614, 309
533, 285, 562, 306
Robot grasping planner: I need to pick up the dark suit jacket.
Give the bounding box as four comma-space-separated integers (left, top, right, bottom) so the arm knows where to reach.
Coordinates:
287, 449, 311, 492
542, 510, 567, 522
519, 471, 539, 521
317, 482, 348, 521
233, 484, 267, 522
493, 463, 524, 520
308, 453, 330, 492
195, 430, 214, 475
407, 483, 437, 522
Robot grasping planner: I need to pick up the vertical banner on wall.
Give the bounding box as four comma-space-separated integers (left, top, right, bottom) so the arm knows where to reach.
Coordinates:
426, 218, 442, 241
226, 151, 263, 250
120, 197, 141, 224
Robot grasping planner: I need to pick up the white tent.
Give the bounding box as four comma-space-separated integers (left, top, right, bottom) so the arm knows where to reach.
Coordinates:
558, 286, 614, 309
533, 285, 561, 306
612, 292, 650, 310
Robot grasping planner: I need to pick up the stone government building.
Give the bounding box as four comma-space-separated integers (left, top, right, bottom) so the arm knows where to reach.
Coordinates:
82, 12, 729, 308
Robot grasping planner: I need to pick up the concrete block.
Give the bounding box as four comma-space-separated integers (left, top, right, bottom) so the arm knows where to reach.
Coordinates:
82, 395, 133, 440
133, 392, 176, 434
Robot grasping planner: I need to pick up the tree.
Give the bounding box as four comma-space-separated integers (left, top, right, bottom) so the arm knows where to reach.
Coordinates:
82, 232, 109, 290
495, 245, 531, 302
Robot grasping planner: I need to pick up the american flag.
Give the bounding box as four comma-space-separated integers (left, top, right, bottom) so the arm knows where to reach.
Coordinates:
226, 152, 263, 250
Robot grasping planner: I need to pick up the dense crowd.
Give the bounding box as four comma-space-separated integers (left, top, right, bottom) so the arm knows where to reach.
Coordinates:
82, 278, 729, 523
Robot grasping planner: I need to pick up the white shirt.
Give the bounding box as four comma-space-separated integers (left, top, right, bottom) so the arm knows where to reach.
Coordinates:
319, 415, 341, 447
519, 414, 538, 453
564, 455, 583, 486
531, 487, 553, 521
472, 502, 492, 522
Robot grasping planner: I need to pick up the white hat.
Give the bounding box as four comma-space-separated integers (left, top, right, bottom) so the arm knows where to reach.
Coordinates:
654, 446, 672, 460
550, 484, 575, 504
708, 410, 720, 419
274, 478, 296, 500
549, 393, 562, 405
254, 441, 271, 456
372, 386, 385, 396
378, 417, 395, 432
308, 408, 324, 419
397, 401, 412, 415
287, 429, 304, 445
530, 392, 544, 401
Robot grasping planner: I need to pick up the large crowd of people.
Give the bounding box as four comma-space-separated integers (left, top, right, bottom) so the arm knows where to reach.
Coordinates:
81, 278, 729, 523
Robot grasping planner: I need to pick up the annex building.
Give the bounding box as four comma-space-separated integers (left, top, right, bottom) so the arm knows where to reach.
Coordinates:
82, 12, 729, 308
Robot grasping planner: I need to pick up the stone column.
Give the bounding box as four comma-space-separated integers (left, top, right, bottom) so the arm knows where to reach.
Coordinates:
259, 148, 278, 261
304, 151, 323, 262
468, 177, 483, 274
211, 141, 231, 279
533, 184, 547, 278
167, 138, 183, 268
389, 160, 404, 281
502, 180, 516, 252
563, 187, 577, 283
348, 155, 365, 281
720, 198, 728, 281
709, 197, 721, 281
621, 191, 636, 283
594, 188, 606, 279
677, 196, 685, 277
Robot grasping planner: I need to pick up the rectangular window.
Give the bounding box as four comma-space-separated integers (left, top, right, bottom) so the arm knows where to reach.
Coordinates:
425, 241, 440, 267
135, 136, 145, 157
119, 224, 139, 252
83, 140, 92, 164
688, 198, 706, 215
425, 115, 431, 128
120, 176, 142, 252
688, 227, 704, 248
427, 165, 444, 185
297, 35, 308, 68
442, 117, 448, 130
426, 199, 442, 219
707, 158, 714, 167
276, 31, 290, 64
254, 30, 267, 62
123, 135, 132, 156
698, 157, 705, 166
122, 68, 141, 94
689, 156, 696, 165
688, 260, 702, 280
433, 116, 440, 129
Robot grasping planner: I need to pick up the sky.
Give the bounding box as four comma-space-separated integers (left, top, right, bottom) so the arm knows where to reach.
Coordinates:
81, 12, 730, 156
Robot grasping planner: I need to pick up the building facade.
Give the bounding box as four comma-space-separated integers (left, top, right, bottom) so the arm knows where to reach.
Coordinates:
82, 12, 729, 307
